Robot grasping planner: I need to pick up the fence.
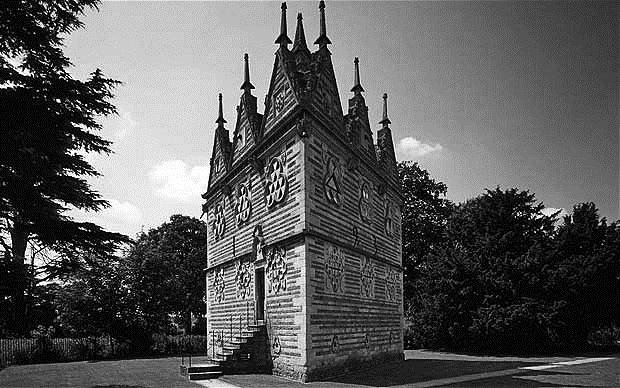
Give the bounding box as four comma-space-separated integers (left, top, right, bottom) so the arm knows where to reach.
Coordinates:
0, 335, 210, 368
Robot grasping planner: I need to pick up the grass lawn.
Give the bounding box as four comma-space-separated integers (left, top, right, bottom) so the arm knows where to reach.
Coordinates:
0, 356, 207, 388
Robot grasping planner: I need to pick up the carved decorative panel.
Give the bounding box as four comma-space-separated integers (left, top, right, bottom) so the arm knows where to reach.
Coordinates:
322, 147, 343, 205
264, 154, 288, 208
324, 244, 345, 293
384, 201, 396, 237
252, 225, 265, 262
235, 261, 252, 299
385, 268, 398, 302
274, 91, 285, 114
271, 336, 281, 359
213, 268, 225, 303
331, 334, 340, 353
212, 203, 225, 239
358, 182, 371, 221
235, 182, 251, 224
267, 246, 287, 294
360, 257, 375, 298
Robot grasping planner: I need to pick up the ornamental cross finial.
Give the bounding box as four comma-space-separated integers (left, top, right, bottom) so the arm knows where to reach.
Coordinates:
314, 1, 332, 47
240, 53, 255, 92
216, 93, 227, 124
275, 2, 292, 47
351, 57, 364, 94
379, 93, 391, 127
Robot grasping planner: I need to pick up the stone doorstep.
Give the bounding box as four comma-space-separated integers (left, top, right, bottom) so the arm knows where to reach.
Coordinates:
188, 371, 224, 380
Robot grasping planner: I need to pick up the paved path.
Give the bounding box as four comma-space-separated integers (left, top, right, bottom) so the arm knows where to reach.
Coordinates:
216, 350, 619, 388
0, 351, 618, 387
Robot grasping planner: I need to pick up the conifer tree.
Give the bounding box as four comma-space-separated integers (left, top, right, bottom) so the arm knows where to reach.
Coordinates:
0, 0, 128, 334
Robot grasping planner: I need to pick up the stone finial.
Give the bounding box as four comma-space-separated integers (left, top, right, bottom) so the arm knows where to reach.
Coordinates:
379, 93, 391, 127
240, 53, 255, 92
314, 0, 332, 47
216, 93, 227, 124
275, 2, 292, 47
292, 12, 309, 53
351, 57, 364, 94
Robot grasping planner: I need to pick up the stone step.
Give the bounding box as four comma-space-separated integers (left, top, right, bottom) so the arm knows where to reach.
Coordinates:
185, 364, 221, 374
217, 349, 234, 356
188, 371, 223, 380
223, 343, 241, 350
209, 356, 227, 363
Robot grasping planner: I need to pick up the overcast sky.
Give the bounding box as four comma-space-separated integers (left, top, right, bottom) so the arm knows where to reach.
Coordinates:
65, 1, 618, 237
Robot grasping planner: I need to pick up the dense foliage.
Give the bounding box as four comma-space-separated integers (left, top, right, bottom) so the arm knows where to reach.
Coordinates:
53, 215, 208, 343
0, 0, 128, 335
399, 161, 453, 302
405, 185, 620, 352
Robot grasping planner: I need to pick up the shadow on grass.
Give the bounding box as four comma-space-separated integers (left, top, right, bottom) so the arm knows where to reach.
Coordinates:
441, 370, 590, 387
327, 359, 538, 387
92, 386, 149, 388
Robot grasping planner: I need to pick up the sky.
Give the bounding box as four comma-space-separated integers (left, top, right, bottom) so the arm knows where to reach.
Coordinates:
64, 1, 619, 238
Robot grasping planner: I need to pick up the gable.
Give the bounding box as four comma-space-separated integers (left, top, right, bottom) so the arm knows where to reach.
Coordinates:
309, 57, 344, 133
262, 52, 298, 136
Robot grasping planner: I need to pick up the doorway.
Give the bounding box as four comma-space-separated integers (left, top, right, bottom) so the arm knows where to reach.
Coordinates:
255, 267, 265, 322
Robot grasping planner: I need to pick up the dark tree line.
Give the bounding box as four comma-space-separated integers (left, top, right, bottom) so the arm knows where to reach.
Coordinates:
401, 161, 620, 352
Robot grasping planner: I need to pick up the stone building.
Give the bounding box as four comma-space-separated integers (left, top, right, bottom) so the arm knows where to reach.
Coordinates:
201, 1, 402, 382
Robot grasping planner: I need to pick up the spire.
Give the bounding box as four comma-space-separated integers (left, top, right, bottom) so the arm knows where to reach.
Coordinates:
216, 93, 226, 125
379, 93, 391, 127
240, 53, 255, 92
275, 2, 292, 47
292, 12, 309, 53
314, 0, 332, 47
351, 57, 364, 94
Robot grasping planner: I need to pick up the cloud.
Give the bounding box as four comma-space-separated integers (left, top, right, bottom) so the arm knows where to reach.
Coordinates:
101, 199, 143, 225
113, 111, 137, 140
541, 207, 569, 220
149, 160, 210, 202
396, 137, 443, 158
69, 199, 143, 237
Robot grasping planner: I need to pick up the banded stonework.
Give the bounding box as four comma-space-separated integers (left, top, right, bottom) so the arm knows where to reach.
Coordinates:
203, 1, 402, 382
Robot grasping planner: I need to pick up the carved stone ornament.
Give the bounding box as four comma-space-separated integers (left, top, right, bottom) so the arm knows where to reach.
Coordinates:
212, 203, 225, 239
352, 224, 360, 248
346, 155, 359, 172
213, 268, 225, 303
271, 336, 281, 359
385, 268, 398, 302
358, 182, 371, 221
296, 113, 310, 138
220, 183, 232, 197
266, 246, 287, 294
252, 224, 265, 262
273, 90, 285, 114
384, 203, 396, 237
331, 334, 340, 353
264, 154, 288, 208
235, 260, 252, 300
324, 244, 345, 293
322, 147, 343, 206
235, 182, 252, 224
249, 155, 264, 176
360, 257, 375, 298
